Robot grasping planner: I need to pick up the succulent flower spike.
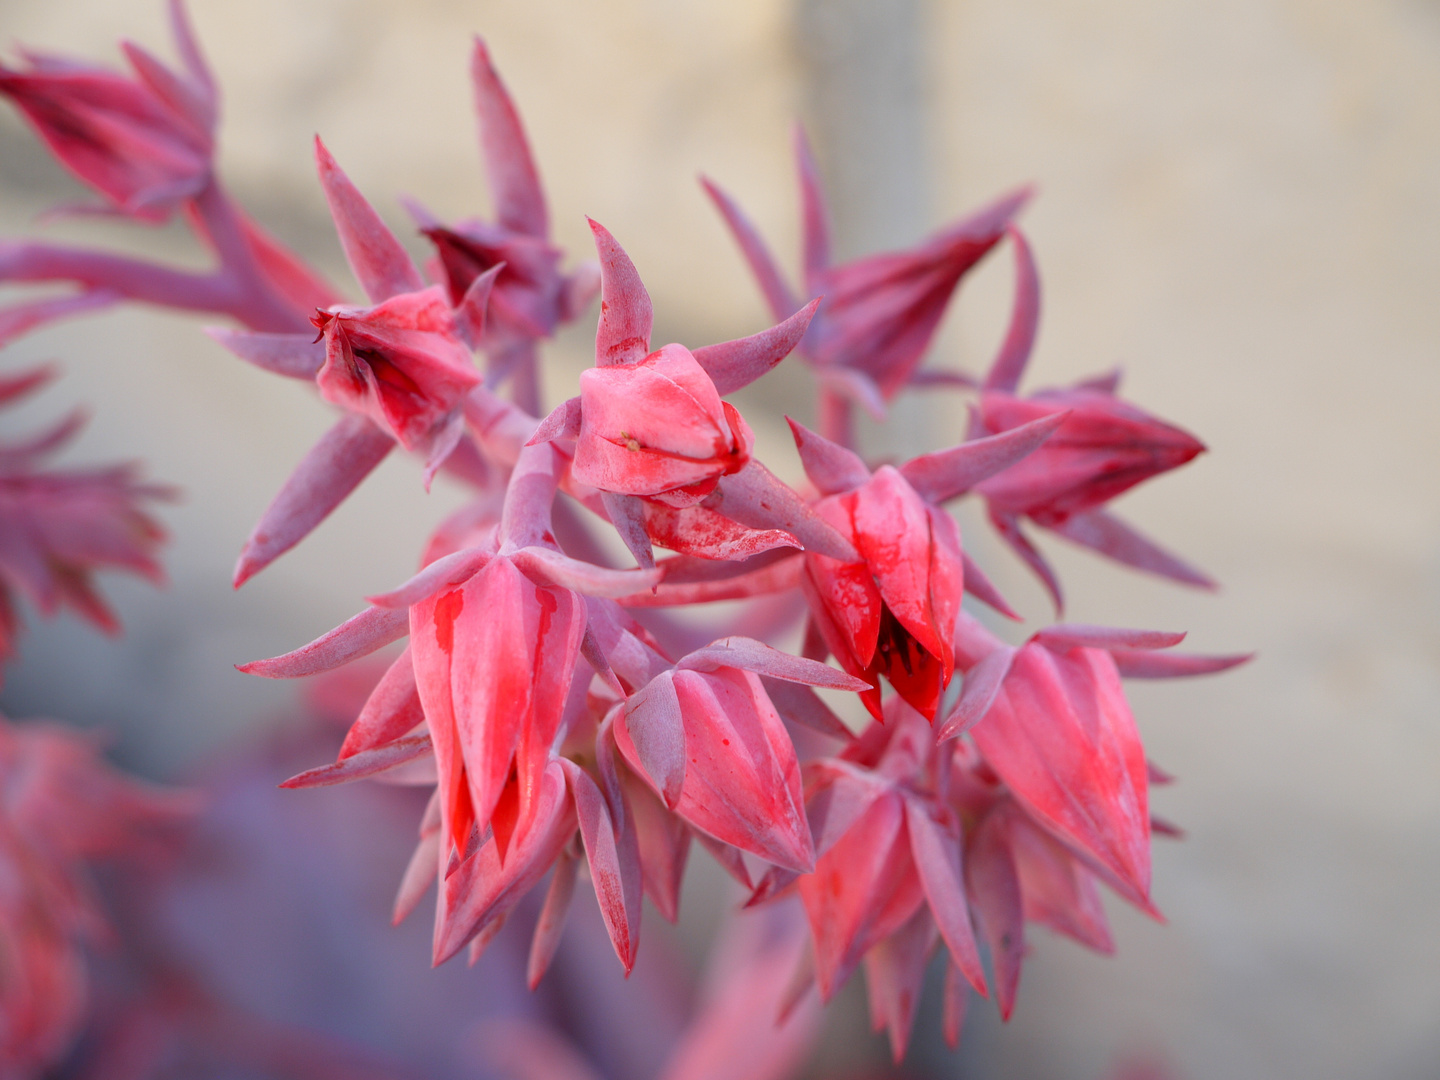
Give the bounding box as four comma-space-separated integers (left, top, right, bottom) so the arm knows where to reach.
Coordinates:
704, 126, 1028, 439
973, 228, 1214, 610
0, 0, 215, 223
419, 39, 599, 413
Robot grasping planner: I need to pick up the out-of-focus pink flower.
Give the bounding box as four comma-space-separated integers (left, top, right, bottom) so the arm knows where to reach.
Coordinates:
0, 714, 192, 1077
0, 0, 215, 223
0, 366, 169, 662
574, 344, 753, 507
312, 286, 480, 469
973, 228, 1213, 608
703, 128, 1027, 432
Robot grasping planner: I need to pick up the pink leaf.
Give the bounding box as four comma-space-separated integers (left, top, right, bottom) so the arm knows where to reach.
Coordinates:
903, 795, 988, 995
899, 411, 1067, 504
700, 177, 800, 323
1111, 648, 1254, 679
279, 733, 432, 789
233, 414, 393, 587
691, 298, 820, 395
677, 636, 868, 692
1035, 624, 1186, 653
786, 417, 871, 497
562, 760, 641, 973
709, 460, 858, 563
622, 672, 686, 807
314, 136, 424, 303
982, 226, 1041, 394
1048, 508, 1217, 589
526, 851, 578, 989
238, 604, 408, 678
470, 38, 548, 238
338, 646, 424, 758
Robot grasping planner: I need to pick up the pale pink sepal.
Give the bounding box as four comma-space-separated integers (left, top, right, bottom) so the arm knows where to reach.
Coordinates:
471, 39, 547, 239
903, 795, 988, 995
708, 461, 858, 563
786, 417, 870, 497
899, 411, 1067, 504
964, 808, 1025, 1020
338, 646, 423, 759
561, 759, 642, 973
1111, 649, 1254, 678
526, 850, 579, 989
981, 227, 1041, 394
1049, 508, 1217, 589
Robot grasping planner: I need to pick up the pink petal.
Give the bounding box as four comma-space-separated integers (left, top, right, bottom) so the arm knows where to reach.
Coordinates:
623, 764, 691, 922
936, 644, 1016, 743
392, 830, 439, 925
960, 551, 1021, 620
691, 298, 820, 395
314, 136, 424, 303
587, 218, 652, 367
899, 411, 1067, 504
903, 795, 988, 995
700, 177, 800, 322
1048, 508, 1217, 589
454, 261, 502, 347
366, 545, 493, 609
511, 546, 662, 598
623, 671, 686, 808
786, 417, 871, 497
527, 395, 581, 445
238, 604, 409, 678
279, 733, 432, 789
1002, 802, 1114, 954
981, 227, 1041, 394
338, 646, 424, 758
601, 491, 655, 570
204, 328, 323, 379
964, 808, 1025, 1020
470, 38, 548, 238
561, 759, 642, 973
863, 906, 938, 1062
526, 851, 579, 989
1111, 649, 1255, 678
970, 644, 1151, 904
233, 414, 394, 587
709, 460, 858, 563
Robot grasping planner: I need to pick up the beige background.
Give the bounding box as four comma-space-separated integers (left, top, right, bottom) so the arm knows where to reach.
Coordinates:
1, 1, 1437, 1078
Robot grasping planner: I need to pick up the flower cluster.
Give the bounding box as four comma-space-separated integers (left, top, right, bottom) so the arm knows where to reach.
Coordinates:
0, 4, 1247, 1068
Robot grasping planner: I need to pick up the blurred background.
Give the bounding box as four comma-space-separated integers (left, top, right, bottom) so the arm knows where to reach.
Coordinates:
0, 0, 1437, 1077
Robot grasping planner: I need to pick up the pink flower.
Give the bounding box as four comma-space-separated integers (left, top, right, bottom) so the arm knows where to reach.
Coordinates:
0, 714, 192, 1076
312, 286, 480, 467
573, 344, 753, 507
0, 367, 169, 662
703, 128, 1027, 420
613, 638, 864, 873
801, 465, 963, 722
0, 0, 215, 222
973, 228, 1213, 608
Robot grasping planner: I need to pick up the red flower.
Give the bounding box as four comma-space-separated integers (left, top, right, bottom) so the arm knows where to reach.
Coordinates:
312, 286, 480, 470
0, 1, 215, 222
